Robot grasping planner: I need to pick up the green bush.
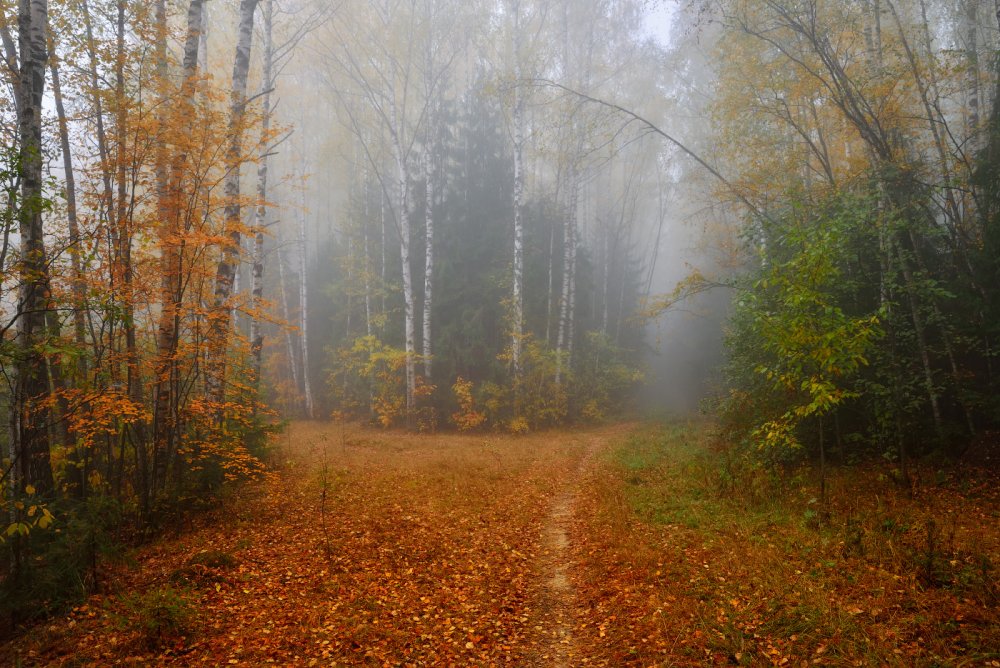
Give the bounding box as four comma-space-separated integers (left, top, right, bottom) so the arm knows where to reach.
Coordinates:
118, 585, 194, 649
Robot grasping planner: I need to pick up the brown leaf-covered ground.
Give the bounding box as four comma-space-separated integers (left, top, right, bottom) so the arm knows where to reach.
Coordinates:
3, 420, 998, 666
2, 422, 629, 666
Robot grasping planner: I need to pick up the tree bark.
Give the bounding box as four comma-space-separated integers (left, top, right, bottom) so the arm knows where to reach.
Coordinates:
965, 0, 981, 139
393, 132, 416, 416
250, 0, 274, 389
555, 167, 578, 385
48, 38, 89, 498
207, 0, 260, 408
153, 0, 205, 495
508, 0, 525, 377
48, 44, 87, 377
15, 0, 54, 496
421, 133, 435, 381
297, 199, 315, 418
276, 232, 300, 392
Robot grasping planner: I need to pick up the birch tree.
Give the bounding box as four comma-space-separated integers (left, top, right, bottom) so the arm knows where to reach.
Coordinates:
151, 0, 206, 495
249, 0, 274, 386
319, 0, 467, 418
14, 0, 54, 495
297, 176, 315, 417
207, 0, 260, 408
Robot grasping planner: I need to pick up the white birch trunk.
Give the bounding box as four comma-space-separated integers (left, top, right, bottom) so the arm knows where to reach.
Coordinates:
510, 0, 525, 376
380, 187, 387, 323
276, 231, 300, 391
207, 0, 259, 406
298, 204, 315, 418
363, 167, 372, 337
15, 0, 55, 494
555, 168, 578, 385
249, 0, 273, 384
345, 235, 354, 337
601, 227, 609, 336
394, 135, 416, 416
421, 141, 434, 380
512, 105, 524, 374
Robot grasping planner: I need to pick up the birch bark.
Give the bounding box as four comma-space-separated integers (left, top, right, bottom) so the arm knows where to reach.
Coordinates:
298, 199, 315, 418
421, 124, 435, 380
207, 0, 260, 407
15, 0, 55, 494
250, 0, 274, 387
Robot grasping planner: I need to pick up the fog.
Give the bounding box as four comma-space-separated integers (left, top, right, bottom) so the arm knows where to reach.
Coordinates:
257, 0, 735, 420
4, 0, 740, 429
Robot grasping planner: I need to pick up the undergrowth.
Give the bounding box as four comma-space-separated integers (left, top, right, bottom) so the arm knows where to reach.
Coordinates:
573, 421, 1000, 666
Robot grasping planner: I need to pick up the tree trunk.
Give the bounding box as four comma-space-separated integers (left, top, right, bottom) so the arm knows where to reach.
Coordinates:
15, 0, 54, 496
80, 0, 115, 237
421, 138, 435, 381
276, 233, 300, 392
363, 172, 373, 337
555, 167, 578, 385
893, 237, 944, 441
49, 45, 87, 378
545, 215, 555, 344
48, 39, 89, 498
965, 0, 981, 139
153, 0, 205, 495
510, 0, 525, 377
298, 201, 315, 418
250, 0, 274, 390
511, 105, 524, 375
207, 0, 260, 408
393, 133, 416, 417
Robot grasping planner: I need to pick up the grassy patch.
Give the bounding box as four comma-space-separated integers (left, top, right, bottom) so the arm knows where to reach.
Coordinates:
115, 585, 195, 650
574, 421, 1000, 666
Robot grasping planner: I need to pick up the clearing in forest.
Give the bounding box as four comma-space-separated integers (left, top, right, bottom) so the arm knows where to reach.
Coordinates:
3, 420, 998, 666
2, 422, 627, 666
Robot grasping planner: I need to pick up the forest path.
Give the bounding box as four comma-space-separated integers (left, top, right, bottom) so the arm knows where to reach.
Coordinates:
5, 421, 630, 666
529, 433, 604, 666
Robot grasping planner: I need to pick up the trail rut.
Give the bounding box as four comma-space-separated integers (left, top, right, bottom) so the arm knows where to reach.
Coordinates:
532, 435, 604, 666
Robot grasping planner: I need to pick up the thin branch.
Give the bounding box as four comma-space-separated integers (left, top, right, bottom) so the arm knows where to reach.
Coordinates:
530, 78, 775, 225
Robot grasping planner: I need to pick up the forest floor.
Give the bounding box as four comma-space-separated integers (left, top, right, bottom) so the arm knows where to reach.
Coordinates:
2, 420, 999, 666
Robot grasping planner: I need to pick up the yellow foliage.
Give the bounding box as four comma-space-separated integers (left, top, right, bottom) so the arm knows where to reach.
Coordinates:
451, 377, 486, 431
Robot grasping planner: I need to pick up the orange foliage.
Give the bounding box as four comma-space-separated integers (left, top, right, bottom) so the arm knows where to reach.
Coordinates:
450, 376, 486, 431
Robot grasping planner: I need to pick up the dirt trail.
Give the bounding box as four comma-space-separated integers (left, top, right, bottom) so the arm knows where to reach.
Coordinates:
533, 435, 605, 666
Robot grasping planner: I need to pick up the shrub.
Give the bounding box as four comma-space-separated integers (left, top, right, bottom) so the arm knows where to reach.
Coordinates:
451, 377, 486, 431
118, 585, 194, 649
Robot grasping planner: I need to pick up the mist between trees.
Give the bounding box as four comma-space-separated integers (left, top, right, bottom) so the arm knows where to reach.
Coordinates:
0, 0, 997, 630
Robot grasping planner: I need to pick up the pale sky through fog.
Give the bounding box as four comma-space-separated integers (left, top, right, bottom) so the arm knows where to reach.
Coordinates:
643, 1, 677, 47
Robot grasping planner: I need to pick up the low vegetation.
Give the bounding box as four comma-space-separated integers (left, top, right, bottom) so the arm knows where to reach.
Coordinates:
3, 420, 996, 666
573, 422, 1000, 666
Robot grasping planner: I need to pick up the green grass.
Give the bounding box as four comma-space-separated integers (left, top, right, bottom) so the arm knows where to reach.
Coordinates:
589, 420, 1000, 666
611, 422, 793, 532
